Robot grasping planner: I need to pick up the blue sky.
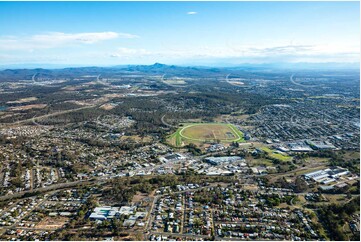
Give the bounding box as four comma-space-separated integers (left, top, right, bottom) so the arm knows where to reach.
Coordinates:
0, 1, 359, 66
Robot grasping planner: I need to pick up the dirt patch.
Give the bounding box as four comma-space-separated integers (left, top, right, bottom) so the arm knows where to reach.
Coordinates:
120, 135, 152, 142
132, 192, 152, 203
9, 104, 46, 111
104, 93, 126, 98
35, 216, 69, 230
7, 97, 38, 104
227, 81, 244, 86
100, 103, 117, 110
62, 86, 79, 91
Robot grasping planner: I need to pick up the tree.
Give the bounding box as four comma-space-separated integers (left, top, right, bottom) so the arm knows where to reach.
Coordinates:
294, 176, 308, 192
194, 218, 203, 228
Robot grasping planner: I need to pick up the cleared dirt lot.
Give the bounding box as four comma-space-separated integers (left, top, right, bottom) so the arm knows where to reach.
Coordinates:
35, 216, 69, 230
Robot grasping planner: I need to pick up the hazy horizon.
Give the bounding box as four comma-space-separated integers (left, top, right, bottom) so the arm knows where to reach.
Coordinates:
0, 61, 360, 71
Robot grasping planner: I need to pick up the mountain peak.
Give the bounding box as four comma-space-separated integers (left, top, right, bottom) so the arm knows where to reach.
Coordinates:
152, 62, 166, 67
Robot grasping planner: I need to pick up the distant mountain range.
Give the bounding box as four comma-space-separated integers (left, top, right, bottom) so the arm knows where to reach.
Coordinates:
0, 62, 359, 82
0, 62, 359, 71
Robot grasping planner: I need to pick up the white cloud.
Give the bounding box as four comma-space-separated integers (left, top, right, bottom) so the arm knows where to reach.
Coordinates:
0, 31, 138, 50
110, 47, 152, 58
229, 44, 359, 59
187, 11, 197, 15
1, 41, 358, 65
32, 32, 124, 44
108, 43, 359, 63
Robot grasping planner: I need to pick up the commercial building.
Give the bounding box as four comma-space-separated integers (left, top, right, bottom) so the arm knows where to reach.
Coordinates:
287, 142, 313, 152
89, 205, 137, 221
89, 206, 120, 221
205, 156, 243, 165
306, 140, 336, 150
303, 167, 350, 183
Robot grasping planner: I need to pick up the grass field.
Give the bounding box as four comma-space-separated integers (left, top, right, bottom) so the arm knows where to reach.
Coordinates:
261, 147, 292, 162
167, 123, 244, 147
164, 79, 186, 85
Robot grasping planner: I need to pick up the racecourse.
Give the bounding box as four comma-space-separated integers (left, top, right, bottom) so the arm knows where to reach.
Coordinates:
168, 123, 244, 147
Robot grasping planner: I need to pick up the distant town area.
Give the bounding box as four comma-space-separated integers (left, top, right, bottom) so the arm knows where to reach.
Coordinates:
0, 64, 359, 241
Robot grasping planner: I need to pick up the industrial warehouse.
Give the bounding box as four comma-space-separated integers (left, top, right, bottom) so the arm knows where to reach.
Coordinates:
303, 167, 351, 184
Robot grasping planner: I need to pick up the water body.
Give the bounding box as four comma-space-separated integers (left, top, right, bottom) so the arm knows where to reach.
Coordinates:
0, 106, 7, 111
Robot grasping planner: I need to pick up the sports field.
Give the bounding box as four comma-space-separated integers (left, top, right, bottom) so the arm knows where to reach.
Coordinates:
167, 123, 244, 147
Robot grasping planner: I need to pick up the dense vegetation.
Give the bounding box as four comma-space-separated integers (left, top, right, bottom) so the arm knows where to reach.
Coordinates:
317, 196, 360, 241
